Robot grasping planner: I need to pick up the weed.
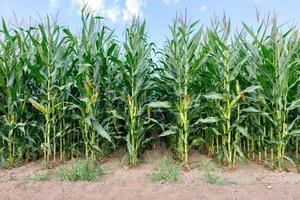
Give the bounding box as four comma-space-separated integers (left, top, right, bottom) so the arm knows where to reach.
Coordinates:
149, 156, 181, 183
58, 159, 103, 181
31, 170, 51, 181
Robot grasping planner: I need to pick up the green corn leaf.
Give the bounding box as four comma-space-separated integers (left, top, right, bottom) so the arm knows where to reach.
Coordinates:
237, 126, 252, 140
242, 85, 261, 93
242, 107, 260, 113
92, 121, 112, 143
148, 101, 171, 108
159, 130, 176, 137
203, 92, 224, 100
195, 117, 221, 124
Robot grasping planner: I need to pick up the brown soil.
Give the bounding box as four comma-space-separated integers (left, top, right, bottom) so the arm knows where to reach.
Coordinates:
1, 151, 300, 200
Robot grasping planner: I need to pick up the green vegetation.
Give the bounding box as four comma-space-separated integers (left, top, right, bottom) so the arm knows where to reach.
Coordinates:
0, 9, 299, 172
58, 159, 103, 181
198, 158, 225, 185
149, 156, 181, 183
120, 19, 154, 165
158, 13, 206, 170
204, 171, 224, 185
30, 170, 51, 181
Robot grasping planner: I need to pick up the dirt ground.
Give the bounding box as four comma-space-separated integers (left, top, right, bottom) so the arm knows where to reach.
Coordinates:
1, 151, 300, 200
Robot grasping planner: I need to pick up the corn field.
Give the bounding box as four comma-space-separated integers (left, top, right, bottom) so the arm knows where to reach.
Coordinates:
0, 10, 299, 171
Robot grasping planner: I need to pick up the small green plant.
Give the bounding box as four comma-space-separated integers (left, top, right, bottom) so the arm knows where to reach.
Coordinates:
198, 159, 215, 172
204, 171, 224, 185
58, 159, 103, 181
198, 158, 228, 185
31, 170, 51, 181
149, 156, 181, 183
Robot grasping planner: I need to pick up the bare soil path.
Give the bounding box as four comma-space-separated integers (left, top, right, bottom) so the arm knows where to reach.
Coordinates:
1, 151, 300, 200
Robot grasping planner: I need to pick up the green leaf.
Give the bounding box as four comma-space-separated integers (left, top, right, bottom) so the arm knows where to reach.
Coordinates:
92, 145, 102, 152
237, 126, 251, 139
92, 121, 112, 143
242, 85, 261, 93
288, 130, 300, 137
107, 43, 117, 56
287, 116, 300, 132
80, 97, 90, 104
190, 138, 205, 149
111, 110, 124, 120
195, 117, 220, 124
242, 107, 260, 113
212, 128, 222, 136
18, 126, 25, 133
148, 101, 171, 108
287, 99, 300, 111
159, 130, 176, 137
233, 143, 246, 161
203, 92, 224, 100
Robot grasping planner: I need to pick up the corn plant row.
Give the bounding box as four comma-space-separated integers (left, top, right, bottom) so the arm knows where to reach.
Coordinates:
0, 11, 299, 171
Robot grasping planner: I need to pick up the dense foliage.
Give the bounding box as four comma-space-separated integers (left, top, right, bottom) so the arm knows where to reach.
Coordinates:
0, 10, 299, 171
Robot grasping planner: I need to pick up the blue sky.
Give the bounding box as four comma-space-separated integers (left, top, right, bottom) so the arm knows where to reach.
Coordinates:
0, 0, 299, 46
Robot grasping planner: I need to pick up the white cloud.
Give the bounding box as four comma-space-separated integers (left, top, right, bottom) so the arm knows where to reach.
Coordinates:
71, 0, 144, 22
72, 0, 105, 12
49, 0, 58, 8
71, 0, 121, 22
123, 0, 145, 22
106, 4, 121, 22
200, 5, 207, 11
163, 0, 180, 5
70, 0, 149, 22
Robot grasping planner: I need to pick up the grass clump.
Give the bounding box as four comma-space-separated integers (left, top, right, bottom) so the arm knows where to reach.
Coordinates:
31, 170, 51, 181
198, 158, 227, 185
149, 156, 181, 183
58, 159, 103, 181
204, 171, 224, 185
198, 159, 216, 172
